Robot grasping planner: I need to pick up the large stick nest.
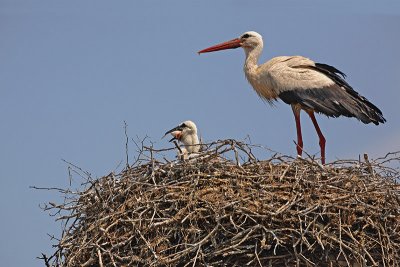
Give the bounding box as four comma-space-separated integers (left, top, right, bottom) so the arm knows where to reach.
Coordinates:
39, 140, 400, 266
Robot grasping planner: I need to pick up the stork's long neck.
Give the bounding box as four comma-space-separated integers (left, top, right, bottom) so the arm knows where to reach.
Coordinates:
243, 44, 263, 77
242, 43, 277, 101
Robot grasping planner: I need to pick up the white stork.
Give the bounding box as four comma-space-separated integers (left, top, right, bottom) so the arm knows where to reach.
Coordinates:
198, 31, 385, 164
164, 120, 200, 158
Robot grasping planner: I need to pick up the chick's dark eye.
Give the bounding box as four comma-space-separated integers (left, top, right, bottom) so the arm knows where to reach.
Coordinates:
180, 123, 187, 128
242, 34, 250, 39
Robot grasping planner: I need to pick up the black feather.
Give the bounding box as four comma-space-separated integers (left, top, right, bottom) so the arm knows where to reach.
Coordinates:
315, 63, 346, 78
279, 84, 386, 125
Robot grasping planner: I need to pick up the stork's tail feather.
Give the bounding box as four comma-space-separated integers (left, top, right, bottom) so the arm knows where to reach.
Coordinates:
312, 63, 386, 125
338, 94, 386, 125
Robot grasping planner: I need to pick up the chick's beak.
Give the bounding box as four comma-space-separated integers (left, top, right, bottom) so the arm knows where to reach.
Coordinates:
163, 125, 184, 139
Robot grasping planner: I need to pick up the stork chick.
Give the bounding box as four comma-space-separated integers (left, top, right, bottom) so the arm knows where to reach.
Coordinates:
164, 120, 200, 158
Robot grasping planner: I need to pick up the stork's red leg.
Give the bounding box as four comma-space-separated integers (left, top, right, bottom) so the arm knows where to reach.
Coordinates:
307, 111, 326, 165
292, 105, 303, 157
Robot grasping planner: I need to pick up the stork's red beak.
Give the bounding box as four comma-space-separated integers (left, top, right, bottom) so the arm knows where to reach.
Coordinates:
198, 38, 241, 54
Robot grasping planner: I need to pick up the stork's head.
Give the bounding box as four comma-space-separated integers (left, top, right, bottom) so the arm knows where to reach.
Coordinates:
164, 120, 198, 142
198, 31, 263, 54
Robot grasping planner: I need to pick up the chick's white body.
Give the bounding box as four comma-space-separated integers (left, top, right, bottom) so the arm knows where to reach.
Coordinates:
179, 122, 200, 153
177, 120, 200, 154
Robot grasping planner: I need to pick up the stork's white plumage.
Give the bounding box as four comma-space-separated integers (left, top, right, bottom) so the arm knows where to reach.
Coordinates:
164, 120, 200, 159
198, 31, 385, 164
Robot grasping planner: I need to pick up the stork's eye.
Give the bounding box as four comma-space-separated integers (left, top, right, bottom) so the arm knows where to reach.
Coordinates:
180, 123, 187, 128
242, 33, 250, 39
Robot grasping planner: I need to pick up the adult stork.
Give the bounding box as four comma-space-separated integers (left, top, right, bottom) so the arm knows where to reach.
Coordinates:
164, 120, 200, 159
198, 31, 385, 164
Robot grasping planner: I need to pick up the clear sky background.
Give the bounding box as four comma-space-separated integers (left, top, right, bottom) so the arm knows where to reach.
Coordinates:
1, 1, 399, 266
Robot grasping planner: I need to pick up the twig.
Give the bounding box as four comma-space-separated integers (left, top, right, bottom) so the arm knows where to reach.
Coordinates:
124, 121, 129, 169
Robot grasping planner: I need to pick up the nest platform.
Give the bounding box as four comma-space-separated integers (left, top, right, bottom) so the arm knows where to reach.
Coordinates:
39, 140, 400, 266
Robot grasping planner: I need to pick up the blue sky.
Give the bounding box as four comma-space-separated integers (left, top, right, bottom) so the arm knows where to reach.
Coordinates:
1, 1, 399, 266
